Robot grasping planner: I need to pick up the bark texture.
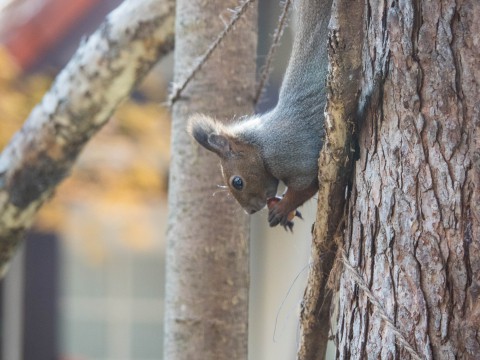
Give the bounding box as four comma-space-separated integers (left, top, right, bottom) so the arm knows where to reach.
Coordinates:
297, 0, 363, 359
163, 1, 257, 359
0, 0, 174, 276
336, 0, 480, 359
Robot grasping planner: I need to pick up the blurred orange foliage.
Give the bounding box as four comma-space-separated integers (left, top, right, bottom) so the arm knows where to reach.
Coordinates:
0, 47, 171, 257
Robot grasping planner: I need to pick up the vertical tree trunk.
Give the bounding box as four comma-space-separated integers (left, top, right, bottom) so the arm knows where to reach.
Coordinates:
164, 1, 257, 359
336, 0, 479, 359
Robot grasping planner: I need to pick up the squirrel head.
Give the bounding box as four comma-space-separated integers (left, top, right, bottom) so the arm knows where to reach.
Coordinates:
188, 114, 279, 214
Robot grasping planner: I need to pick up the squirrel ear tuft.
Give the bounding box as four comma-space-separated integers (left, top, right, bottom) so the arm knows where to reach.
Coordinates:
188, 114, 231, 157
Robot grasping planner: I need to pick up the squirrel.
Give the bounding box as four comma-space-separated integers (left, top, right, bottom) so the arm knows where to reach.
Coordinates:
188, 0, 332, 229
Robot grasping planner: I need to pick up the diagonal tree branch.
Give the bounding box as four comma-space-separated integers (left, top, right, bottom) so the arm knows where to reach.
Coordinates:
0, 0, 175, 277
296, 0, 364, 358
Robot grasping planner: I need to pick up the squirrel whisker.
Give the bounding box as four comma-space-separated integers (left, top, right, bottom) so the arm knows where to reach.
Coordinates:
187, 0, 329, 230
213, 185, 230, 197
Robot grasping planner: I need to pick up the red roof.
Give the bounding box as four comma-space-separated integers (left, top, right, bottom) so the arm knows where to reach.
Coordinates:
3, 0, 102, 69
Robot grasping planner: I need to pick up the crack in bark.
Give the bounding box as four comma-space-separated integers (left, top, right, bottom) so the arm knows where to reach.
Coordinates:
337, 0, 479, 358
342, 250, 424, 360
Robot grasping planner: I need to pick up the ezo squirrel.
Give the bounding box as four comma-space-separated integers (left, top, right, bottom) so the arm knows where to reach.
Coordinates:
188, 0, 332, 230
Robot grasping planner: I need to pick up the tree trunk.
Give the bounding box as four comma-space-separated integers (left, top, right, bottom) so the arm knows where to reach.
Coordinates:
0, 0, 174, 277
297, 0, 363, 358
336, 0, 480, 359
163, 1, 257, 359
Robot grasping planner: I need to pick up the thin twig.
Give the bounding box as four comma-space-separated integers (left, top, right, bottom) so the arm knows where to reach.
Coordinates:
168, 0, 256, 106
341, 250, 424, 360
254, 0, 292, 105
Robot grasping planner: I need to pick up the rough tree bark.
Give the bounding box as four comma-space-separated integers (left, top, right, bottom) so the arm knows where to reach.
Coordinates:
336, 0, 480, 359
0, 0, 174, 276
164, 1, 257, 359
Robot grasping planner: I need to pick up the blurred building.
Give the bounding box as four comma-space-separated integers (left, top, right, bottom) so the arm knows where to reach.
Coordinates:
0, 1, 330, 360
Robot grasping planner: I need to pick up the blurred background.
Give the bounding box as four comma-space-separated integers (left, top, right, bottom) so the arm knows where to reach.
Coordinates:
0, 1, 326, 359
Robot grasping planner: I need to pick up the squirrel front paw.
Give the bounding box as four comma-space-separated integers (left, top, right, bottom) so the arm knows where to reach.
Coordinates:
268, 204, 291, 229
267, 197, 302, 231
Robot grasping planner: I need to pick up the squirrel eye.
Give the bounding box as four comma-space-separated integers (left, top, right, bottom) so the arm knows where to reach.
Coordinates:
231, 176, 244, 190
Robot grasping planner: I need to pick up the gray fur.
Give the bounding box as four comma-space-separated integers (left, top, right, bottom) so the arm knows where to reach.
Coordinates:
188, 0, 332, 214
230, 0, 331, 190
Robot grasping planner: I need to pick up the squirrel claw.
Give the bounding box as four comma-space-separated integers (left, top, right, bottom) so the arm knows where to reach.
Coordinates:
295, 210, 303, 220
284, 221, 294, 232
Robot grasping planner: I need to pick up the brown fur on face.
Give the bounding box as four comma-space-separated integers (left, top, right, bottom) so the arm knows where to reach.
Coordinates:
188, 114, 278, 214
